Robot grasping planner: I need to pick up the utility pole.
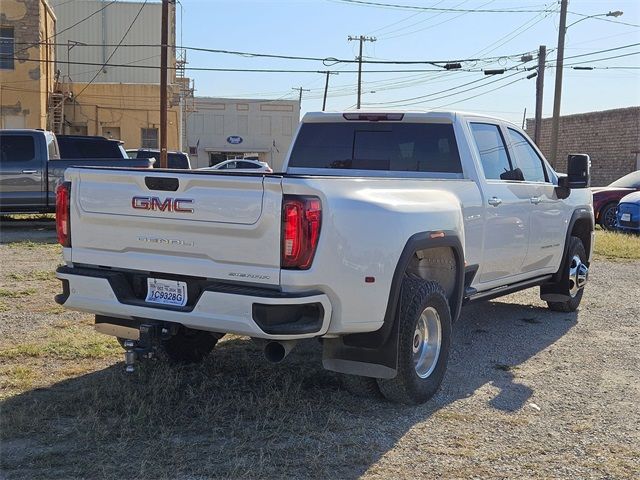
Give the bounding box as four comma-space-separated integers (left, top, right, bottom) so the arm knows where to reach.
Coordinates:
549, 0, 568, 167
321, 71, 338, 111
159, 0, 169, 168
534, 45, 546, 146
293, 87, 310, 111
348, 35, 376, 109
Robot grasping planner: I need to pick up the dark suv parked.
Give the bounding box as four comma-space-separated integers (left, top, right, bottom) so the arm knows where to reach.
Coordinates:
127, 149, 191, 169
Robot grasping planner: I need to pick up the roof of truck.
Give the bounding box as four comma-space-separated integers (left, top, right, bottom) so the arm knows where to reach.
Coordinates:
301, 110, 513, 125
0, 129, 50, 134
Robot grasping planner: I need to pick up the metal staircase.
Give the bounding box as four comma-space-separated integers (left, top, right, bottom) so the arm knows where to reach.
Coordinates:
48, 92, 65, 134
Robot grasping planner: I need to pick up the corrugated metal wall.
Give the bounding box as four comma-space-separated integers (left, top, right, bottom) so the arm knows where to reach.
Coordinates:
53, 0, 172, 84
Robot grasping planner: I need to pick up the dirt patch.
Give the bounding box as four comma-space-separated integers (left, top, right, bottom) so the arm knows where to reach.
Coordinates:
0, 233, 638, 479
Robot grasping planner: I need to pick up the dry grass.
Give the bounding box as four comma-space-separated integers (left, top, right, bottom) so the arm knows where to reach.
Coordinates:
0, 287, 37, 298
0, 213, 55, 222
1, 230, 639, 479
594, 230, 640, 260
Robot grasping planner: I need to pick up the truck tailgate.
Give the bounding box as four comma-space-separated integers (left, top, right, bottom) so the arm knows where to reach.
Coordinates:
66, 168, 283, 286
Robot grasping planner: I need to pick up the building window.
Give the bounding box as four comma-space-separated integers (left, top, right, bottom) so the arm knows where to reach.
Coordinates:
141, 128, 158, 148
0, 27, 15, 70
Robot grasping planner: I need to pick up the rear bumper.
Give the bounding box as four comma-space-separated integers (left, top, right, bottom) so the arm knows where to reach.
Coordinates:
56, 266, 332, 340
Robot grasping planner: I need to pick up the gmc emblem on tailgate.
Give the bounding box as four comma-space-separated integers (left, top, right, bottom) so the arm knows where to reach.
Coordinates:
131, 196, 194, 213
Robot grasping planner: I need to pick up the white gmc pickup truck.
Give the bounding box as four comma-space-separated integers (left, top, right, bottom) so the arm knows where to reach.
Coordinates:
55, 111, 594, 404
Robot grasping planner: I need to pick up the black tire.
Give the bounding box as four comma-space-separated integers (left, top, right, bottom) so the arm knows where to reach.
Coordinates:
547, 236, 587, 313
377, 277, 451, 405
161, 327, 219, 364
339, 374, 383, 398
599, 203, 617, 230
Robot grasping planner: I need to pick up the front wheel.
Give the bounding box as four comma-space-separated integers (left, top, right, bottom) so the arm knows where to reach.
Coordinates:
547, 236, 588, 312
377, 277, 451, 405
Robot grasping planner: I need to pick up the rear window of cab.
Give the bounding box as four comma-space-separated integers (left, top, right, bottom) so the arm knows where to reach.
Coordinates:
288, 122, 462, 173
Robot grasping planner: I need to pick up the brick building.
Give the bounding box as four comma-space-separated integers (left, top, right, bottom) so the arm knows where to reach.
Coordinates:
526, 107, 640, 187
0, 0, 56, 129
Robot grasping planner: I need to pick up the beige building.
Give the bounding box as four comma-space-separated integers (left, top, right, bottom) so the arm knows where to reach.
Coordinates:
186, 97, 300, 171
62, 83, 182, 150
51, 0, 183, 151
0, 0, 56, 129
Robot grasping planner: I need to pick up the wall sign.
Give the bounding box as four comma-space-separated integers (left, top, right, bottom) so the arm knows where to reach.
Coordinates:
227, 136, 243, 145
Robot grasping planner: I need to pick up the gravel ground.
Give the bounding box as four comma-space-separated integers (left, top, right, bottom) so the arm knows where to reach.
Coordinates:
0, 223, 639, 479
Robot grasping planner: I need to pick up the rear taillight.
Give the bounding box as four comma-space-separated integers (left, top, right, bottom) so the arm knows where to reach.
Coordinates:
56, 182, 71, 247
281, 196, 322, 270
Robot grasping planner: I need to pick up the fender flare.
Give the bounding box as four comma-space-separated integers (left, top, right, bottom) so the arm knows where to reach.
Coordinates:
554, 207, 594, 278
322, 230, 464, 379
541, 207, 594, 300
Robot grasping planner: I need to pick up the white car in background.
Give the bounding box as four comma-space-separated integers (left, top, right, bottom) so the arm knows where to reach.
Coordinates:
203, 159, 272, 173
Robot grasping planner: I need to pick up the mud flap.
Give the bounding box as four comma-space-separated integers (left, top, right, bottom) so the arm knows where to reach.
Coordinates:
322, 318, 400, 379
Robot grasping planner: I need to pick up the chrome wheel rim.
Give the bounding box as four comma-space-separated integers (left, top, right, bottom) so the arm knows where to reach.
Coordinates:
568, 254, 588, 298
412, 306, 442, 378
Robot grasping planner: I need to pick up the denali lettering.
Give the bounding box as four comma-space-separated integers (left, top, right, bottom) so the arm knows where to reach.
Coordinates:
138, 236, 194, 247
228, 273, 271, 280
131, 196, 194, 213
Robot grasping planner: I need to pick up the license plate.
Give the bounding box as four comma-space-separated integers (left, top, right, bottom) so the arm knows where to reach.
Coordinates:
145, 278, 187, 307
621, 213, 631, 222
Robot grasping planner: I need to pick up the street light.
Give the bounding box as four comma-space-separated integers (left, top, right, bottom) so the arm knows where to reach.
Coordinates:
549, 7, 624, 166
565, 10, 624, 30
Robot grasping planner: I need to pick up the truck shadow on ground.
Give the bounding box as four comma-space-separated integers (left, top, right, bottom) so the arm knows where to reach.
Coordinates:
1, 300, 577, 479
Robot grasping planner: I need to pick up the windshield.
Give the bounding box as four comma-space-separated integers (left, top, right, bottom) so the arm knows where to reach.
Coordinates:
288, 122, 462, 173
609, 170, 640, 188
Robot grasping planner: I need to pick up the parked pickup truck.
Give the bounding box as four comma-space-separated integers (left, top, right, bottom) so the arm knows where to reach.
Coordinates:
54, 111, 594, 404
0, 130, 154, 214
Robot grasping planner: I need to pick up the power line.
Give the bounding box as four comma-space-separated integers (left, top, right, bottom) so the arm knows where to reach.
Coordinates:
331, 0, 555, 14
563, 51, 640, 67
9, 42, 633, 75
8, 57, 525, 74
14, 41, 538, 66
380, 0, 513, 41
12, 0, 118, 58
375, 0, 482, 40
365, 70, 524, 108
562, 42, 640, 61
74, 1, 148, 99
433, 74, 528, 110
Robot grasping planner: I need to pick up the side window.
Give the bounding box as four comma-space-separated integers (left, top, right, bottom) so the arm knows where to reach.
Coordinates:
47, 135, 60, 160
470, 123, 513, 181
507, 129, 548, 182
239, 161, 259, 169
0, 135, 36, 163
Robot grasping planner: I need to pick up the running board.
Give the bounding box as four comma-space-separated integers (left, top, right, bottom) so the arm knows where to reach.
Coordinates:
464, 275, 553, 304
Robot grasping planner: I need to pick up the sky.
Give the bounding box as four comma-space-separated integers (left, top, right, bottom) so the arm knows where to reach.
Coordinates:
177, 0, 640, 124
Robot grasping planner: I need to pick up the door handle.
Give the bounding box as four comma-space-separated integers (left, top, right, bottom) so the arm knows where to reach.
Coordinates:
21, 170, 38, 174
530, 196, 542, 205
488, 196, 502, 207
